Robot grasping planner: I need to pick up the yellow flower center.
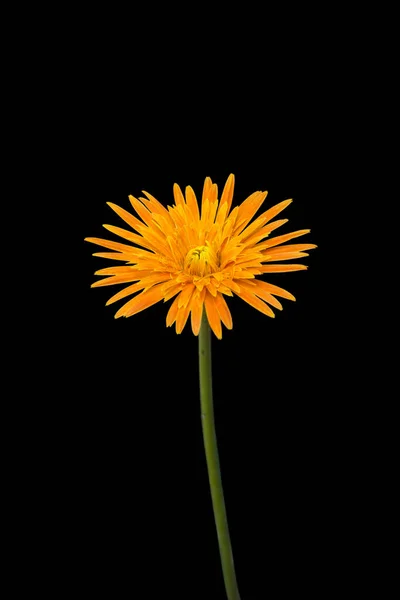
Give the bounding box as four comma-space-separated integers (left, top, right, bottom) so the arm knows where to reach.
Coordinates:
184, 245, 218, 276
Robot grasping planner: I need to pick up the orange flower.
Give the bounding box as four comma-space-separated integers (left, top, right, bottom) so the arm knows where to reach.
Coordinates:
85, 174, 316, 339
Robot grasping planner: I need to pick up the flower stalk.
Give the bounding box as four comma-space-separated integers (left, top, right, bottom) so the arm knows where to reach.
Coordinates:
198, 310, 241, 600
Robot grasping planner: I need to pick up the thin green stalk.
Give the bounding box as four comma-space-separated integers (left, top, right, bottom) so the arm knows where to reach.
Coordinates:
198, 311, 241, 600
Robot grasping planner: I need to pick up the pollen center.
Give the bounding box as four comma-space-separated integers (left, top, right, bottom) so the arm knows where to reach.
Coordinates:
184, 245, 218, 276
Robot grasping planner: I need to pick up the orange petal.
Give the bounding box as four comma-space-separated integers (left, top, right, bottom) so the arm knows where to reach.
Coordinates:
200, 198, 210, 228
237, 215, 268, 243
166, 294, 181, 327
221, 206, 239, 240
221, 279, 241, 293
217, 284, 234, 296
91, 273, 142, 288
257, 199, 292, 224
185, 185, 200, 222
235, 287, 275, 318
101, 225, 157, 252
150, 212, 176, 238
93, 271, 170, 289
92, 252, 138, 262
161, 279, 184, 301
218, 173, 235, 218
106, 202, 145, 233
141, 190, 173, 222
232, 269, 256, 279
173, 183, 185, 207
258, 264, 308, 273
106, 282, 144, 305
207, 198, 219, 229
214, 293, 233, 329
263, 243, 317, 254
95, 266, 140, 276
263, 251, 309, 261
239, 280, 283, 310
178, 283, 195, 308
234, 191, 268, 235
261, 229, 311, 249
190, 289, 206, 336
85, 237, 136, 254
241, 219, 289, 247
252, 279, 296, 301
176, 288, 195, 334
115, 285, 165, 318
206, 279, 219, 296
202, 177, 213, 210
204, 291, 222, 339
214, 198, 229, 229
128, 195, 153, 226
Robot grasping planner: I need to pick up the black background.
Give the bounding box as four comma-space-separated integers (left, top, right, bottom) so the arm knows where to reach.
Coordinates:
19, 21, 373, 598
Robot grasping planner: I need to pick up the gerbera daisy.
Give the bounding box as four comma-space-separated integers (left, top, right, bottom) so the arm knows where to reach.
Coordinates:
85, 174, 316, 339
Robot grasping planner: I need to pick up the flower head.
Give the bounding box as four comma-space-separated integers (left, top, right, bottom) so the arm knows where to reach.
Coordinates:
85, 174, 316, 339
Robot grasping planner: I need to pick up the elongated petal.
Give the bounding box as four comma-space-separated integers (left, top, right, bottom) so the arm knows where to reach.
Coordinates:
202, 177, 213, 210
258, 264, 308, 273
166, 294, 181, 327
106, 282, 144, 305
263, 242, 317, 254
217, 284, 234, 296
185, 186, 200, 222
242, 219, 289, 247
176, 286, 195, 334
128, 195, 153, 226
221, 279, 241, 293
92, 252, 138, 261
173, 183, 185, 207
234, 191, 268, 235
262, 251, 310, 261
190, 288, 206, 336
85, 237, 136, 254
141, 190, 173, 223
106, 202, 145, 233
239, 280, 283, 310
92, 274, 142, 288
218, 173, 235, 218
115, 285, 165, 318
95, 266, 140, 276
162, 283, 184, 302
253, 279, 296, 301
235, 287, 275, 318
94, 272, 170, 290
261, 229, 311, 249
214, 293, 233, 329
101, 224, 145, 244
178, 283, 195, 308
204, 291, 222, 339
257, 199, 292, 224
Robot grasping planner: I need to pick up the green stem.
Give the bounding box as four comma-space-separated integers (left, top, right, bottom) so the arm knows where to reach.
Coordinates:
198, 311, 241, 600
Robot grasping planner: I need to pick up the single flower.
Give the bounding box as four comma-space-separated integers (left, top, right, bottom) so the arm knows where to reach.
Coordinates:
85, 174, 316, 339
